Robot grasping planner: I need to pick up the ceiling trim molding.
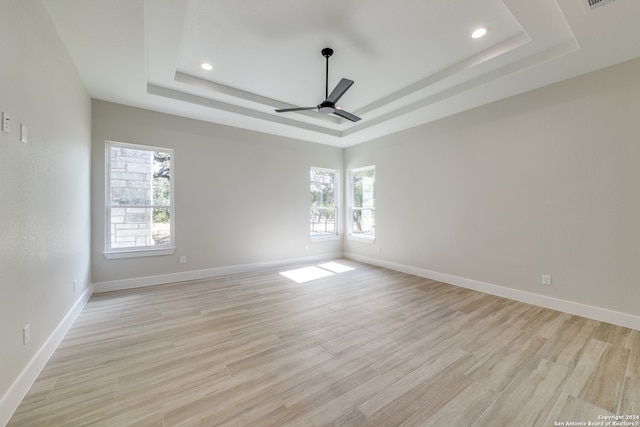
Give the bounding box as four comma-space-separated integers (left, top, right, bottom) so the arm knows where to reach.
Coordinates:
356, 32, 532, 117
147, 84, 343, 137
340, 38, 580, 141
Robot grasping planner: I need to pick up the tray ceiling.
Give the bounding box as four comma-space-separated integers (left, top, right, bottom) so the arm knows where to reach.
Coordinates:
42, 0, 640, 146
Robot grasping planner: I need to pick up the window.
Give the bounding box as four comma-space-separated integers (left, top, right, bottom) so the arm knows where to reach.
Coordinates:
310, 167, 338, 238
350, 165, 375, 240
105, 141, 174, 258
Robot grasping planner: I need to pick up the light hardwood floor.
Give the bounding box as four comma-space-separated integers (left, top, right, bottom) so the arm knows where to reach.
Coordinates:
8, 260, 640, 426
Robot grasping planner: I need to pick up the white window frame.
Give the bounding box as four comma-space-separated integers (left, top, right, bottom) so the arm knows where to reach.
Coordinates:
104, 141, 175, 259
348, 165, 375, 242
310, 167, 339, 240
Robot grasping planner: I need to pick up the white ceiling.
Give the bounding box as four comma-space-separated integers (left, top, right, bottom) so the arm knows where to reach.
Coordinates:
41, 0, 640, 147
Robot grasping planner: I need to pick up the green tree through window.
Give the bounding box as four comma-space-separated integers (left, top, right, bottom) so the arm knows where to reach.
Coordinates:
310, 168, 338, 237
351, 166, 375, 238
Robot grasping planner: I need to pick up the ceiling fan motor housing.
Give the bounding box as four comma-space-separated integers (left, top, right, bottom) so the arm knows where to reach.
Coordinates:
318, 101, 335, 114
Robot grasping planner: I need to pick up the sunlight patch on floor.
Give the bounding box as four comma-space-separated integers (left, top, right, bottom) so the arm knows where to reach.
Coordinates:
280, 262, 355, 284
317, 262, 355, 274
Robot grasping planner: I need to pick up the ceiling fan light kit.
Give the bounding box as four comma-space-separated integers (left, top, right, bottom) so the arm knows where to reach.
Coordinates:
275, 48, 361, 122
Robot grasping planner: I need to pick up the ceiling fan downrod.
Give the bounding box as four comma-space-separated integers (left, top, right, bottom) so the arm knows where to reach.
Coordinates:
322, 47, 333, 101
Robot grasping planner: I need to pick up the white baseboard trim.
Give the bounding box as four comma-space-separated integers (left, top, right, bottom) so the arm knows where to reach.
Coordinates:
92, 253, 345, 293
0, 286, 92, 427
345, 253, 640, 331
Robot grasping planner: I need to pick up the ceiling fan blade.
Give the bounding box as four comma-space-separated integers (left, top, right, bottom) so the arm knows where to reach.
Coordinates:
275, 107, 317, 113
333, 108, 361, 122
326, 78, 354, 104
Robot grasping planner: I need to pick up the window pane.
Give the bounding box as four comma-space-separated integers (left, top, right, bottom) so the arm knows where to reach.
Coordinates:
310, 208, 336, 235
352, 208, 375, 236
152, 208, 171, 245
109, 146, 153, 206
107, 142, 173, 251
153, 152, 171, 206
110, 207, 153, 248
310, 169, 336, 208
353, 168, 375, 208
310, 168, 338, 237
351, 166, 375, 238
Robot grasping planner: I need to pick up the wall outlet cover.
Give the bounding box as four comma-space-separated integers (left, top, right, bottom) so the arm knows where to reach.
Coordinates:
2, 112, 10, 133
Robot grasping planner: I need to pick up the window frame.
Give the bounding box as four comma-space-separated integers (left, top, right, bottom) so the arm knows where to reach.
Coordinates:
104, 140, 175, 259
310, 166, 340, 241
348, 165, 376, 242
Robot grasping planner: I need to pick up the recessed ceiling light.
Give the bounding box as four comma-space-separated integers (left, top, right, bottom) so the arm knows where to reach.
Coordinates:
201, 62, 213, 71
471, 26, 490, 39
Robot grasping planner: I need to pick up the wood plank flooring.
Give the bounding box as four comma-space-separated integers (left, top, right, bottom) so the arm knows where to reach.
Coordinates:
8, 260, 640, 426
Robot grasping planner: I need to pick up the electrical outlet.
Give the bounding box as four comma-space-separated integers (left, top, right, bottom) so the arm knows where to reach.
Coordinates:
73, 279, 77, 292
541, 274, 552, 286
179, 256, 186, 264
2, 112, 10, 133
23, 324, 30, 345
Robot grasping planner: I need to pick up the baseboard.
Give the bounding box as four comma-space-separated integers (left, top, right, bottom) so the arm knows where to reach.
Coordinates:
344, 253, 640, 331
92, 253, 345, 293
0, 285, 92, 427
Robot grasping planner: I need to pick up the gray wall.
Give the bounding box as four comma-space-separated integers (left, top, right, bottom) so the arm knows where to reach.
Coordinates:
91, 100, 343, 284
345, 57, 640, 318
0, 0, 91, 410
2, 1, 639, 419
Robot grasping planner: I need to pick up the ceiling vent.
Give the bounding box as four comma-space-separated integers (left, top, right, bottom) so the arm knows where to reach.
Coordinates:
584, 0, 616, 10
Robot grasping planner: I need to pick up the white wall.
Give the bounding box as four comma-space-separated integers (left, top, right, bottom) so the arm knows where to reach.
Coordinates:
0, 1, 92, 423
345, 57, 640, 326
91, 100, 343, 287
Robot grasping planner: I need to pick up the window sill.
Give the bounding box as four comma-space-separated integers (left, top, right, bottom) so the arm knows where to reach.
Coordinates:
103, 247, 176, 260
310, 234, 340, 242
347, 234, 375, 243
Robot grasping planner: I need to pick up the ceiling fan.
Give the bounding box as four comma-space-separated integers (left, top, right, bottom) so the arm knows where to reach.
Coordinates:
275, 48, 361, 122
